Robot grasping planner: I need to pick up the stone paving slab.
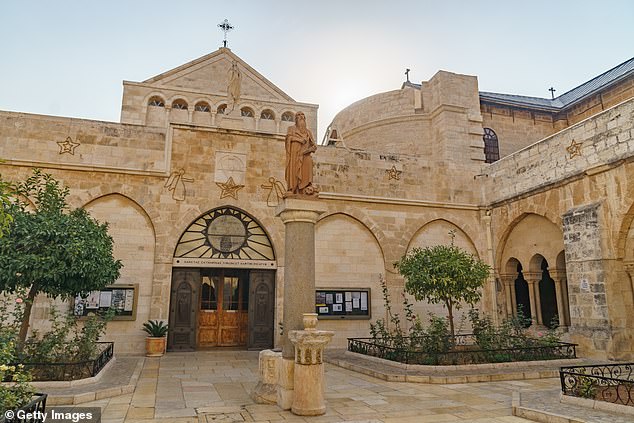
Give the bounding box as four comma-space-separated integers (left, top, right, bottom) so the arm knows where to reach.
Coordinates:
514, 388, 634, 423
62, 350, 555, 422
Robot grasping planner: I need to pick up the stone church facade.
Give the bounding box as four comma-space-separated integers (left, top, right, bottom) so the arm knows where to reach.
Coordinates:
1, 48, 633, 359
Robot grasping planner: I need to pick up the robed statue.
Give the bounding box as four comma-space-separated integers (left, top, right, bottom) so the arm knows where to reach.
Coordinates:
226, 61, 241, 113
285, 112, 317, 196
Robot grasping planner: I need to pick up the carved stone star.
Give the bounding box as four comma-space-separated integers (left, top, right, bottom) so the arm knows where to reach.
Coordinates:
386, 165, 402, 181
216, 177, 244, 199
566, 139, 582, 158
57, 137, 80, 155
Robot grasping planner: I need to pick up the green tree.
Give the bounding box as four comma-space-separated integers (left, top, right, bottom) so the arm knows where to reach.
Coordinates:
394, 243, 490, 337
0, 169, 122, 343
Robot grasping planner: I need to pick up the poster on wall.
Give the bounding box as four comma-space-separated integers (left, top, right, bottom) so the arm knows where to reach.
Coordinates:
314, 288, 371, 319
74, 284, 138, 321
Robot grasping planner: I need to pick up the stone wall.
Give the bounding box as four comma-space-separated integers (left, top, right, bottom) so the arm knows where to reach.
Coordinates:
562, 203, 611, 353
480, 104, 558, 158
482, 98, 634, 205
0, 111, 167, 175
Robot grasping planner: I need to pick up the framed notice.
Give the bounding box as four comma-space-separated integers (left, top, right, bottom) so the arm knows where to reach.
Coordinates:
315, 288, 371, 320
74, 284, 139, 321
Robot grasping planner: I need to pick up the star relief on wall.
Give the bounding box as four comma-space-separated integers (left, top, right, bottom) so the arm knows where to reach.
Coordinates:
386, 165, 402, 180
216, 176, 244, 199
57, 136, 80, 155
566, 139, 582, 158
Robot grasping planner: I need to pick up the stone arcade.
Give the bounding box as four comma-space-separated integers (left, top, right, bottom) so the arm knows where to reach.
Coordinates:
1, 47, 634, 361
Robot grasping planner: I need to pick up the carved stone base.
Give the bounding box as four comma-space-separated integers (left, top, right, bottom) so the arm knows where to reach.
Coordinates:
252, 349, 282, 404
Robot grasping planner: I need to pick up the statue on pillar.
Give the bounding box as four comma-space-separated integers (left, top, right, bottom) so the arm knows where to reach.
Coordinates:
285, 112, 317, 196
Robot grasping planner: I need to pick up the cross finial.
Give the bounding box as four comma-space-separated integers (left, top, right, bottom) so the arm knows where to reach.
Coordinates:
218, 19, 234, 48
405, 68, 411, 82
549, 86, 556, 99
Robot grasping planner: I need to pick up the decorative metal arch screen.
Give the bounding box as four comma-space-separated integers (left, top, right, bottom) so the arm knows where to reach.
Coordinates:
174, 207, 274, 261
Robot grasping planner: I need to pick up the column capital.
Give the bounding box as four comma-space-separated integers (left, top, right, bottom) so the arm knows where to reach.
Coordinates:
499, 273, 516, 285
523, 272, 542, 283
549, 270, 567, 281
276, 198, 327, 224
624, 261, 634, 274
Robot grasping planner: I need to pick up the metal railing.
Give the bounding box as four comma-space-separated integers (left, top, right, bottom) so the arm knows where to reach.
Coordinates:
348, 336, 577, 365
6, 342, 114, 382
561, 363, 634, 406
0, 393, 47, 423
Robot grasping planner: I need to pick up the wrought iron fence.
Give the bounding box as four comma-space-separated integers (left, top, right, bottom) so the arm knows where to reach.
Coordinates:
560, 363, 634, 406
348, 336, 577, 365
5, 342, 114, 382
0, 393, 47, 423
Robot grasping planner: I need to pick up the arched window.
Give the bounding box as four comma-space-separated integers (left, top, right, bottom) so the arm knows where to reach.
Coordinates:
217, 104, 227, 115
260, 109, 275, 120
194, 102, 210, 112
281, 111, 294, 122
148, 96, 165, 107
240, 107, 254, 117
483, 128, 500, 163
172, 99, 188, 110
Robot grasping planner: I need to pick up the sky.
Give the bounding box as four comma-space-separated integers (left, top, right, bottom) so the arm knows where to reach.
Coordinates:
1, 1, 633, 141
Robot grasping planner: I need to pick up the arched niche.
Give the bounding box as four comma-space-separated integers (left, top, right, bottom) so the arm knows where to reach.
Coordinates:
408, 219, 478, 256
499, 213, 563, 271
315, 213, 385, 348
83, 193, 156, 353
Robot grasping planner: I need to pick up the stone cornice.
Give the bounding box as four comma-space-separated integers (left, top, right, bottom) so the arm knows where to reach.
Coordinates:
318, 192, 479, 211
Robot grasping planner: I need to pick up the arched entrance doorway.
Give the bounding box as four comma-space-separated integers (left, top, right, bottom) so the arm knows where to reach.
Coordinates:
168, 207, 276, 351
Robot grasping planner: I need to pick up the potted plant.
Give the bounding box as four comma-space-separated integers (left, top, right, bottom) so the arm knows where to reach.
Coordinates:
142, 320, 168, 357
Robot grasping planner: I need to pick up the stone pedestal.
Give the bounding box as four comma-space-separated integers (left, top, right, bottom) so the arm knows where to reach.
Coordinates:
288, 322, 334, 416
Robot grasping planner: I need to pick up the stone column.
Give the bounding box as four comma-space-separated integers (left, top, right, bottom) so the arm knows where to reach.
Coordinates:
524, 272, 541, 325
288, 314, 334, 416
275, 198, 326, 410
500, 274, 515, 317
550, 270, 568, 327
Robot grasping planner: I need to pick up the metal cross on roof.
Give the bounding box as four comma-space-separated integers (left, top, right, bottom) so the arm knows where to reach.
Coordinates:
549, 86, 556, 99
218, 19, 234, 48
405, 68, 411, 82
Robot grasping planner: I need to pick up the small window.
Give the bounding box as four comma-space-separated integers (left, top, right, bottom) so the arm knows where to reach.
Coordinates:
281, 112, 294, 122
240, 107, 254, 117
148, 96, 165, 107
260, 109, 275, 120
172, 100, 188, 110
195, 102, 210, 112
217, 104, 227, 115
483, 127, 500, 163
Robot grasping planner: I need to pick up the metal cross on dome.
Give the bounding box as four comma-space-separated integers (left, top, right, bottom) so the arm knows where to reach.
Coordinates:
218, 19, 234, 48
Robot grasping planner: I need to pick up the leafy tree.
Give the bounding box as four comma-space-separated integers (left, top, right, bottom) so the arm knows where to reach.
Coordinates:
394, 242, 490, 337
0, 169, 122, 343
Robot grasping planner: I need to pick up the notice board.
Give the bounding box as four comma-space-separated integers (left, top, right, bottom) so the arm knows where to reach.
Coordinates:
315, 288, 371, 320
73, 284, 138, 321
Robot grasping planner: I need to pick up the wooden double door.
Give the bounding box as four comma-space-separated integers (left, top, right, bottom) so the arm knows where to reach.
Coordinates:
168, 268, 275, 351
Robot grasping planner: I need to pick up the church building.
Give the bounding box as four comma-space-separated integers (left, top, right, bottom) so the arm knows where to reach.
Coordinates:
1, 47, 633, 360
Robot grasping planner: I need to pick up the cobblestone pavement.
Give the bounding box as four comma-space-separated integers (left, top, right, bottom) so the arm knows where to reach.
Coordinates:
75, 350, 558, 422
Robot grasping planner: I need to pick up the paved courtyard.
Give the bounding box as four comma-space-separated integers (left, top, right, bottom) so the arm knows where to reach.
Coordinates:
72, 350, 555, 423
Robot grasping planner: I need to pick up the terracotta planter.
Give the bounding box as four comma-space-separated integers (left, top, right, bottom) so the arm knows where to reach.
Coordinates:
145, 336, 166, 357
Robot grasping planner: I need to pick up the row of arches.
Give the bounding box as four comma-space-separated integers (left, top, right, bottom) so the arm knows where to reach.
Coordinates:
502, 254, 570, 328
146, 95, 297, 121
